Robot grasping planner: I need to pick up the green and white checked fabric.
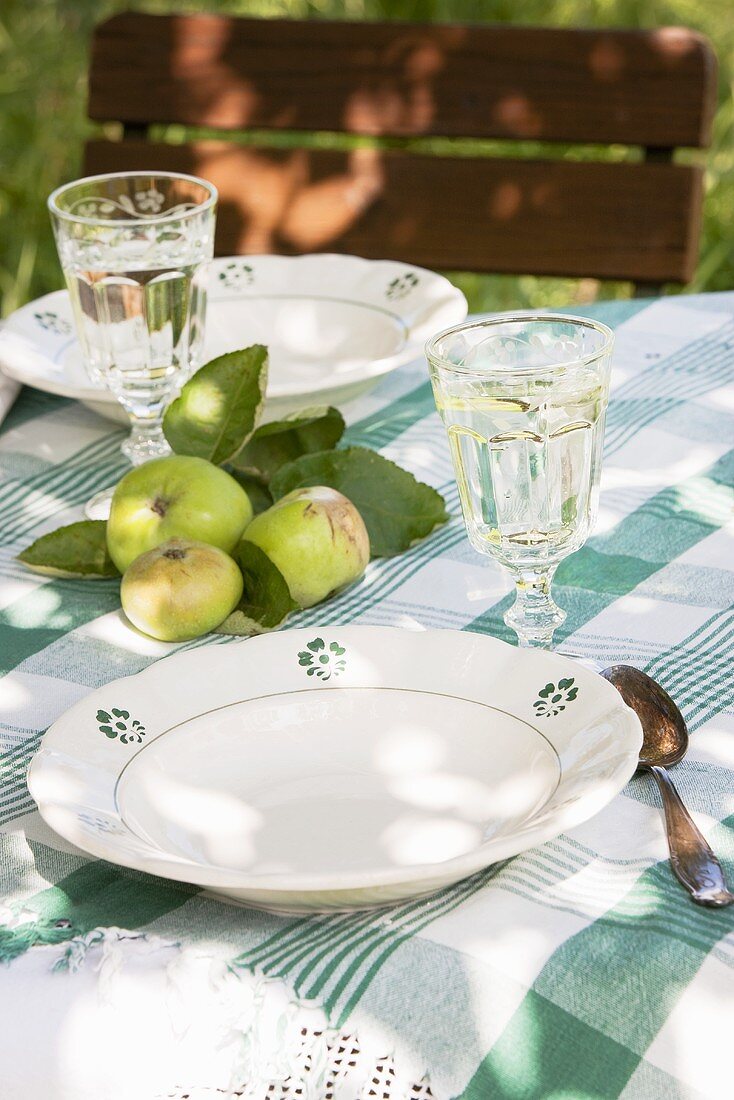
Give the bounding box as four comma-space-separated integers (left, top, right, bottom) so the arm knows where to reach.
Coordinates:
1, 293, 733, 1100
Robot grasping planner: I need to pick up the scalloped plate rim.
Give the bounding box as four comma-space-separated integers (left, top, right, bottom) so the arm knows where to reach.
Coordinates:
28, 627, 642, 909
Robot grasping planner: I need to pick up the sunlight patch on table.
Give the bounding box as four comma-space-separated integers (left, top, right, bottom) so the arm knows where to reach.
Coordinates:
0, 575, 43, 615
690, 715, 734, 769
699, 383, 734, 414
0, 672, 89, 728
603, 444, 725, 494
4, 584, 63, 629
644, 953, 734, 1097
675, 476, 734, 525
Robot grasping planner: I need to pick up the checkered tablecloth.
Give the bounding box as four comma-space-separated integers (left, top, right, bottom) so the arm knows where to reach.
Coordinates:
1, 293, 733, 1100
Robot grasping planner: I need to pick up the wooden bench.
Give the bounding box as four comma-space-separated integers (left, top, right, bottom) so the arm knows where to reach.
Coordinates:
84, 13, 717, 294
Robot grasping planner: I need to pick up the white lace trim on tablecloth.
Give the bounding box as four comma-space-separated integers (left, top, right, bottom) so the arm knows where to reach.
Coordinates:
0, 924, 438, 1100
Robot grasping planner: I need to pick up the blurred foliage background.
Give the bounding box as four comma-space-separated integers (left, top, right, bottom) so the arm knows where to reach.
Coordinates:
1, 0, 732, 317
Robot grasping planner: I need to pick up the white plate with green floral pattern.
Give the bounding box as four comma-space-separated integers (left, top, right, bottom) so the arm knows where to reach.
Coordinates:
28, 627, 641, 913
0, 254, 466, 423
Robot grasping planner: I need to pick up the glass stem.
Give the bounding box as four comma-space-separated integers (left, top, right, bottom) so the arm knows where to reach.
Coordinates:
121, 412, 171, 466
504, 566, 566, 649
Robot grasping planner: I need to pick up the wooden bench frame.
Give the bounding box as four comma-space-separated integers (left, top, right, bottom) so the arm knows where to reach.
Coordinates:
84, 14, 718, 293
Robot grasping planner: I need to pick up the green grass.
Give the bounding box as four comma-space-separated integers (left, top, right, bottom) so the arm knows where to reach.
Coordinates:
1, 0, 731, 317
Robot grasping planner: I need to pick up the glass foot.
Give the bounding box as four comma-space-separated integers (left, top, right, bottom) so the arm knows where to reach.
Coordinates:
84, 486, 115, 521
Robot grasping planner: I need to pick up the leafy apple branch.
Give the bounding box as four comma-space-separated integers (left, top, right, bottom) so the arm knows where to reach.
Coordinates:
17, 345, 449, 635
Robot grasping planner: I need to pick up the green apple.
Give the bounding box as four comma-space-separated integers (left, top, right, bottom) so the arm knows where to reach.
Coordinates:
121, 538, 243, 642
243, 486, 369, 608
107, 455, 252, 574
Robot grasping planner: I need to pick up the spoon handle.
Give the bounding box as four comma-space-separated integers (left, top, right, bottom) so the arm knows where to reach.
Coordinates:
650, 765, 734, 907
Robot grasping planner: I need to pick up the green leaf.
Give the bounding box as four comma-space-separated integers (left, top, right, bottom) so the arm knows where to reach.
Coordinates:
17, 521, 119, 579
224, 468, 274, 516
163, 346, 268, 464
270, 446, 449, 557
215, 541, 297, 636
230, 406, 345, 483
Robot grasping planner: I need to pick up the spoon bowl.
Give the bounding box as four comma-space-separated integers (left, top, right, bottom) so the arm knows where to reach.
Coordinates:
601, 664, 687, 768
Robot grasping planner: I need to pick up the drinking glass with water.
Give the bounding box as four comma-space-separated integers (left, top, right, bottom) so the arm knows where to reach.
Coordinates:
48, 171, 217, 516
427, 315, 613, 649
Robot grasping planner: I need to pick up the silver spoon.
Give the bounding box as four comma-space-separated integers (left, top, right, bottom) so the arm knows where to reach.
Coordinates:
601, 664, 733, 908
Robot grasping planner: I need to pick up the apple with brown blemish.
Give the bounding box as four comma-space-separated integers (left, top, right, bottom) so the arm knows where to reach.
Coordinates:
242, 486, 369, 608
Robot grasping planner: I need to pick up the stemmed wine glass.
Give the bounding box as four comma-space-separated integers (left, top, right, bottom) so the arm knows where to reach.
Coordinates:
427, 315, 614, 649
48, 171, 217, 518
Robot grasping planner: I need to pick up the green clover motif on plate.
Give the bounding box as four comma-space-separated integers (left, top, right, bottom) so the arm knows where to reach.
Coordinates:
96, 708, 146, 744
297, 638, 347, 681
34, 311, 72, 336
217, 260, 255, 290
533, 677, 578, 718
386, 272, 419, 301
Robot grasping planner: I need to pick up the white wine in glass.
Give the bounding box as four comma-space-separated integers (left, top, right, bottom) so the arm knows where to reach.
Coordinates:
427, 315, 613, 649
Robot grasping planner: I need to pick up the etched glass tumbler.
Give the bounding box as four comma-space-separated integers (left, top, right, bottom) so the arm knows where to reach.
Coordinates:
427, 315, 613, 649
48, 172, 217, 513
